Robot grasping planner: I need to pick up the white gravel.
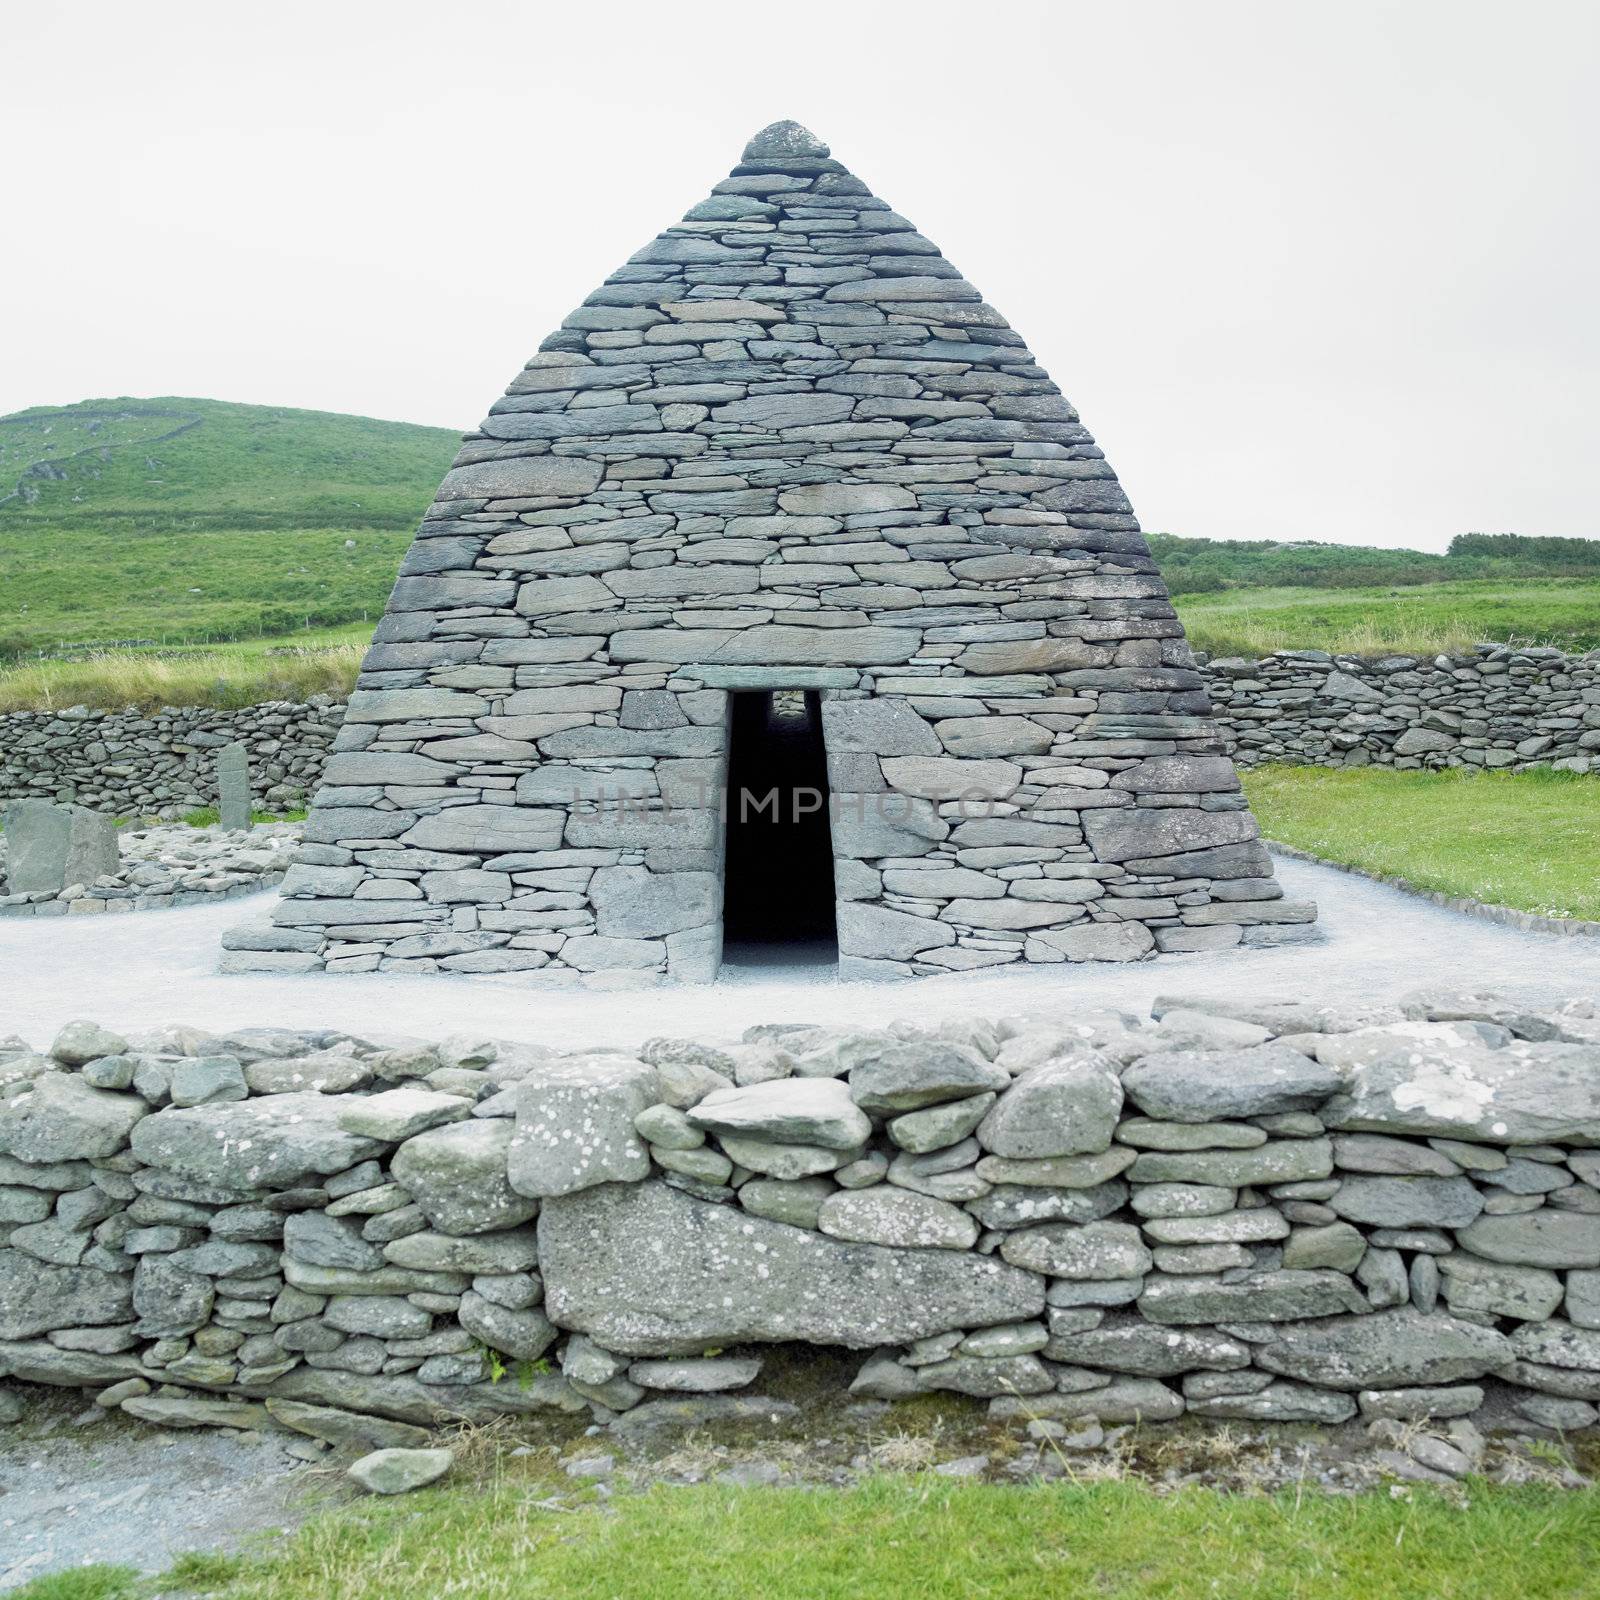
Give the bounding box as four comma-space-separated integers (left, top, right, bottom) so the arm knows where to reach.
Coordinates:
0, 856, 1595, 1051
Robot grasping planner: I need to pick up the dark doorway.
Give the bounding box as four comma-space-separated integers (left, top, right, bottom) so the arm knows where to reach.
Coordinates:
721, 690, 838, 967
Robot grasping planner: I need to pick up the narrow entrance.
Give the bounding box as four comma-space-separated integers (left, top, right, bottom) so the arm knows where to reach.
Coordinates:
721, 689, 838, 968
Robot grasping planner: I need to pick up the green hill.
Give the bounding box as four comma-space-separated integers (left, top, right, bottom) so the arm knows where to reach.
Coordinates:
0, 397, 460, 656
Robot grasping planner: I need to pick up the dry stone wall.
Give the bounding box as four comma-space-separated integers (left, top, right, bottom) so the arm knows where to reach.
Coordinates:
1204, 645, 1600, 772
0, 699, 341, 817
2, 990, 1597, 1438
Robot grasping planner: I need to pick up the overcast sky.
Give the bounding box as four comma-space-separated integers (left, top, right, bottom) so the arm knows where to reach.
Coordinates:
6, 0, 1597, 550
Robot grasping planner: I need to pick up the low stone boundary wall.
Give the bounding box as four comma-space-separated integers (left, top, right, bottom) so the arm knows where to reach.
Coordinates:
2, 991, 1596, 1441
1202, 644, 1600, 772
2, 645, 1595, 820
0, 698, 342, 817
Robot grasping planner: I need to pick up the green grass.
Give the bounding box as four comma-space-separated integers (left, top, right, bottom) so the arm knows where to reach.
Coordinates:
13, 1478, 1597, 1600
1243, 765, 1600, 920
1175, 579, 1600, 658
0, 397, 458, 657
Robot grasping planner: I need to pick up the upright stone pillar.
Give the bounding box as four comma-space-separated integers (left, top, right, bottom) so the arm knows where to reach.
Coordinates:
217, 743, 253, 832
2, 800, 120, 894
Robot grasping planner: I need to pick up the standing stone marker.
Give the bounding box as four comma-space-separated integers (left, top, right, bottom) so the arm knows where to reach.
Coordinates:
217, 743, 253, 832
227, 119, 1314, 984
2, 799, 119, 894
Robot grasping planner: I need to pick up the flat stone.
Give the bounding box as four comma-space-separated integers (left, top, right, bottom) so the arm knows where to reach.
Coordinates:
627, 1356, 763, 1392
1120, 1046, 1339, 1122
974, 1148, 1137, 1188
1357, 1385, 1485, 1421
966, 1180, 1128, 1230
1138, 1269, 1368, 1324
917, 1354, 1054, 1397
738, 1176, 833, 1229
1327, 1176, 1485, 1229
1281, 1222, 1367, 1272
689, 1079, 871, 1150
123, 1396, 271, 1430
1188, 1381, 1356, 1423
848, 1044, 1006, 1114
817, 1188, 978, 1250
337, 1089, 473, 1141
989, 1379, 1183, 1425
1127, 1140, 1333, 1187
1047, 1313, 1249, 1375
1000, 1221, 1151, 1280
538, 1179, 1043, 1355
1250, 1308, 1512, 1390
1322, 1040, 1600, 1145
888, 1094, 997, 1154
264, 1398, 430, 1449
1456, 1211, 1600, 1269
131, 1094, 382, 1189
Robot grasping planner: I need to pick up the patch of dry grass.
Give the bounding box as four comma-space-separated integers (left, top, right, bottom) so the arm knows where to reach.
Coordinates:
0, 645, 363, 713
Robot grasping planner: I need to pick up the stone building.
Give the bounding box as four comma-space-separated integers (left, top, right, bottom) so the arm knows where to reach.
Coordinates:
226, 122, 1312, 983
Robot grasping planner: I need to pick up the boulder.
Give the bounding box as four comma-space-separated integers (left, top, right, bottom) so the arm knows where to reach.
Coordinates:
538, 1179, 1043, 1354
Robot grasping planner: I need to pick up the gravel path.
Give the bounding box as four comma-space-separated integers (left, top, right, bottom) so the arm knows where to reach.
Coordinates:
0, 1391, 317, 1589
0, 855, 1595, 1049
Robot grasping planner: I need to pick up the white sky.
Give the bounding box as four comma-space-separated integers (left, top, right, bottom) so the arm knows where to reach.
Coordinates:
5, 0, 1597, 550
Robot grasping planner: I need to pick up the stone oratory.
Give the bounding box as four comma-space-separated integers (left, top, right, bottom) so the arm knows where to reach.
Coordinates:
228, 122, 1314, 983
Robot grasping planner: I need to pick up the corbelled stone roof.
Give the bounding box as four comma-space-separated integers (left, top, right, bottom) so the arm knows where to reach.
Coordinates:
228, 121, 1309, 984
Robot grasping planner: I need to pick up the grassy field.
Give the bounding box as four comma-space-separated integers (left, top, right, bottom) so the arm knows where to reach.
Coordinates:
15, 1476, 1600, 1600
1, 398, 457, 656
1243, 765, 1600, 920
1178, 580, 1600, 658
